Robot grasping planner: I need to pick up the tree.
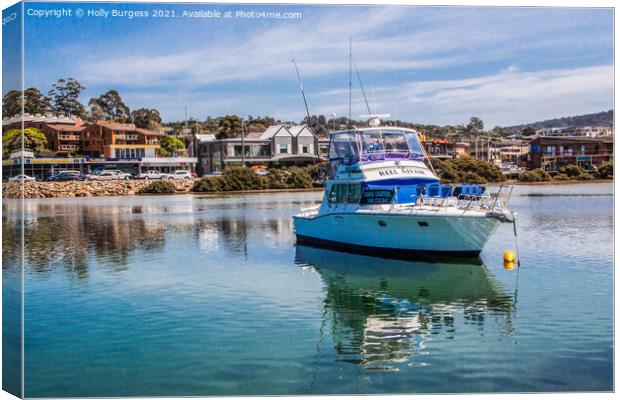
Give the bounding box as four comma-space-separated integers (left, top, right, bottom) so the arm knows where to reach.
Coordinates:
522, 126, 537, 136
159, 135, 185, 156
217, 115, 243, 139
2, 128, 48, 156
466, 117, 484, 136
131, 108, 162, 129
88, 90, 131, 122
303, 114, 328, 137
2, 88, 52, 118
48, 78, 85, 117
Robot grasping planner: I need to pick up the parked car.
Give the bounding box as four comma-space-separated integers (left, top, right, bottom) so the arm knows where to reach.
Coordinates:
170, 170, 193, 180
255, 169, 270, 176
135, 170, 172, 180
9, 174, 36, 182
46, 172, 85, 182
89, 171, 130, 181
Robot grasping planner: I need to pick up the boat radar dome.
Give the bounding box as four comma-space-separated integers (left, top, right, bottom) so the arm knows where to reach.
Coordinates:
360, 114, 391, 127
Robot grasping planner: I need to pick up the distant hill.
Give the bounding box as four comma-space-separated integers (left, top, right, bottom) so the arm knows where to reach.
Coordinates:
505, 110, 613, 131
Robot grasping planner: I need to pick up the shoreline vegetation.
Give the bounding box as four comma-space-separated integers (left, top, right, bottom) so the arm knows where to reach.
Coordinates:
2, 160, 612, 199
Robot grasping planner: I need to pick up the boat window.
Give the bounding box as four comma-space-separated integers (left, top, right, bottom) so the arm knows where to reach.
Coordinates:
404, 132, 426, 155
383, 132, 409, 152
329, 183, 361, 204
360, 131, 384, 154
329, 132, 359, 161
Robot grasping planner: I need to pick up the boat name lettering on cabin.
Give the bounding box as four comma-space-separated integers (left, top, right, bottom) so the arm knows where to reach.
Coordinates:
378, 168, 426, 177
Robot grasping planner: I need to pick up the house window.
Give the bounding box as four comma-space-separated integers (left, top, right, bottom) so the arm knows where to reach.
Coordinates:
302, 145, 310, 154
544, 146, 555, 156
580, 145, 585, 155
257, 145, 270, 157
278, 144, 289, 154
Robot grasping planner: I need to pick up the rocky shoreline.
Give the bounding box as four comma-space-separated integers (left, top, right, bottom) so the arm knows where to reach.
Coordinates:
2, 180, 196, 199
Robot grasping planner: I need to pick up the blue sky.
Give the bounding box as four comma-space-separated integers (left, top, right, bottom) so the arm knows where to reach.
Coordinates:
18, 2, 614, 126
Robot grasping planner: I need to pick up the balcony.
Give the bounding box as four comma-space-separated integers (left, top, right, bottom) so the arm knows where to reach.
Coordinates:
115, 134, 139, 141
59, 135, 80, 141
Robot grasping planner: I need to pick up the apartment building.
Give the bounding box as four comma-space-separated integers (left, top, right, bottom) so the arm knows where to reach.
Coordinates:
521, 136, 613, 170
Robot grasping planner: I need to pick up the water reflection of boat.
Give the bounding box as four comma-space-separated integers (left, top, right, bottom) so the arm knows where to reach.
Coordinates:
295, 245, 514, 371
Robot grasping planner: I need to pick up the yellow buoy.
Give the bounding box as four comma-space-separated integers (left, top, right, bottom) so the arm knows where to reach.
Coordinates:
503, 250, 516, 263
504, 261, 516, 271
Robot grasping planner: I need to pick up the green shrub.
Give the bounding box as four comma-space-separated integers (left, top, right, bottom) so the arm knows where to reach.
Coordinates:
221, 167, 267, 191
192, 176, 226, 192
139, 180, 176, 194
518, 168, 552, 182
304, 163, 328, 182
431, 157, 506, 183
265, 169, 289, 189
553, 173, 571, 181
461, 171, 487, 184
596, 161, 613, 179
559, 164, 592, 180
284, 166, 314, 189
430, 158, 461, 182
192, 166, 315, 193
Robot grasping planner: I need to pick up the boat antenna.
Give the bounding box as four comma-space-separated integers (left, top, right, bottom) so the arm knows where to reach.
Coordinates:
291, 57, 311, 124
353, 59, 372, 116
348, 36, 352, 126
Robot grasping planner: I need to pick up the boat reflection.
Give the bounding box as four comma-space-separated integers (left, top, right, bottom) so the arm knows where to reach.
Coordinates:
295, 245, 515, 371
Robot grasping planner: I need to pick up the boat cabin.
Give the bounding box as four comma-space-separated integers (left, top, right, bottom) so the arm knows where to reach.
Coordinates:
327, 127, 427, 178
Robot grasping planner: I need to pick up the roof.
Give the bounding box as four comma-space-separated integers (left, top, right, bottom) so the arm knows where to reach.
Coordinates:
94, 120, 136, 131
288, 125, 313, 136
45, 124, 87, 132
3, 113, 76, 126
135, 128, 165, 137
259, 124, 289, 139
195, 134, 216, 143
245, 130, 265, 139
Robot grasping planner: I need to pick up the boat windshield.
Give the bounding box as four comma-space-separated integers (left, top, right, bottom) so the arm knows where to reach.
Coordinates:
329, 129, 426, 165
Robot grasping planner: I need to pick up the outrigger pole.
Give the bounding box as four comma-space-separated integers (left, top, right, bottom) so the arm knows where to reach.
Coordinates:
353, 59, 372, 116
291, 57, 311, 124
348, 36, 352, 126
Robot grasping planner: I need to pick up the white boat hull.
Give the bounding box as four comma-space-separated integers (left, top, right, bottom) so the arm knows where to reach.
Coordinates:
294, 211, 501, 258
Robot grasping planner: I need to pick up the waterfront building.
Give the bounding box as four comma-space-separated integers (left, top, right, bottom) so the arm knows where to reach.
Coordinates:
2, 113, 197, 179
422, 139, 456, 159
193, 124, 328, 175
520, 136, 613, 171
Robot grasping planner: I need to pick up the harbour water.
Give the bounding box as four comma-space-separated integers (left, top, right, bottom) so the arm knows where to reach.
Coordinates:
2, 183, 613, 396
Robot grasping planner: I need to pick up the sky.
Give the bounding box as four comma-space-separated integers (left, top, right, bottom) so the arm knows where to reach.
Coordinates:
16, 2, 614, 127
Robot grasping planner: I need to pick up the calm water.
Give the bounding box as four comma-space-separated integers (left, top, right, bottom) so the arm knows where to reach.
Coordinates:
2, 183, 614, 396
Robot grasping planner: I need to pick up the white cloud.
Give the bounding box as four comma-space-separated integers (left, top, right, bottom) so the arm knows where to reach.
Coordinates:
332, 64, 614, 127
31, 6, 611, 124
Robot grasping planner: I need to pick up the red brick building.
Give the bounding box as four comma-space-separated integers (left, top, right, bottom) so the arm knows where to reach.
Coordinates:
520, 136, 613, 171
2, 114, 165, 158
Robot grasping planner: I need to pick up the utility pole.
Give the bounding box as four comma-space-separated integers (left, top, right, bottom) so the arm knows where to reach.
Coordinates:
332, 112, 336, 132
241, 119, 246, 168
184, 106, 188, 134
487, 131, 491, 163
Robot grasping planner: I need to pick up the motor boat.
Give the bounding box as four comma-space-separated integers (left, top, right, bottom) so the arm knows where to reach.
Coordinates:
293, 119, 514, 258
